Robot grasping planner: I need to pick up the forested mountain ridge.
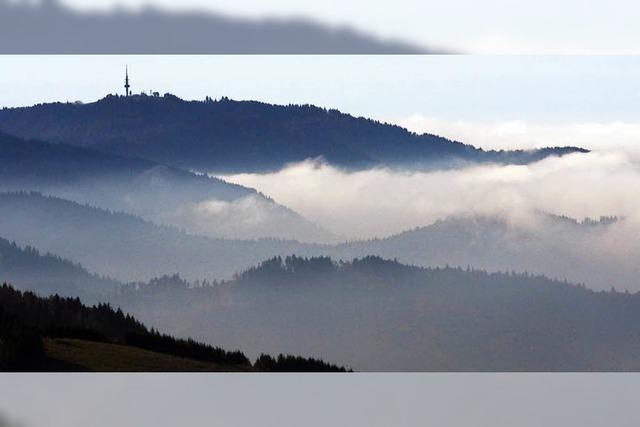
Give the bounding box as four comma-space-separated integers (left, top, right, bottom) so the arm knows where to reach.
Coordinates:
332, 213, 637, 291
0, 131, 245, 195
0, 191, 323, 282
0, 237, 119, 301
0, 132, 334, 242
1, 191, 635, 291
0, 95, 587, 173
4, 218, 640, 372
0, 283, 347, 372
113, 255, 640, 372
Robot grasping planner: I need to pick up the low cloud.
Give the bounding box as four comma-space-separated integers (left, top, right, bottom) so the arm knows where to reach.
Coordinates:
158, 194, 334, 242
393, 115, 640, 154
221, 152, 640, 240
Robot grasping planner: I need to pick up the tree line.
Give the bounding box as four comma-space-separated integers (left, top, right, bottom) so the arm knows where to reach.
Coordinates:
0, 283, 347, 372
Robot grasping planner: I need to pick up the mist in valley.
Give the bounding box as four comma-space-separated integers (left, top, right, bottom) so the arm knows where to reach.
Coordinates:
0, 192, 327, 283
222, 151, 639, 240
111, 255, 640, 371
3, 126, 640, 371
1, 77, 640, 371
221, 150, 640, 292
0, 133, 335, 244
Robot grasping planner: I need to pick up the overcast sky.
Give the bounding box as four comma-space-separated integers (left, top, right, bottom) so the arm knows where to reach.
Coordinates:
56, 0, 640, 54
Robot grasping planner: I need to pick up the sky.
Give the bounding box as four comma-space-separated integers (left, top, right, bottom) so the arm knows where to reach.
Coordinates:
54, 0, 640, 54
1, 55, 639, 152
1, 373, 640, 426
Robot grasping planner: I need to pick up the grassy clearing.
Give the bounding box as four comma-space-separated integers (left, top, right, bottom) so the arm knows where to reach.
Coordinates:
44, 338, 250, 372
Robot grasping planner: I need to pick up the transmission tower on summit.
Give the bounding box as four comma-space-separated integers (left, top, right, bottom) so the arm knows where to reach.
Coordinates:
124, 66, 131, 96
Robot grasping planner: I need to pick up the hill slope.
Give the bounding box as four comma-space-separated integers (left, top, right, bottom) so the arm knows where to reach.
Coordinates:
113, 255, 640, 372
334, 213, 638, 291
0, 192, 322, 282
0, 95, 587, 173
1, 191, 634, 291
0, 283, 347, 372
42, 338, 247, 372
0, 132, 333, 242
0, 237, 118, 301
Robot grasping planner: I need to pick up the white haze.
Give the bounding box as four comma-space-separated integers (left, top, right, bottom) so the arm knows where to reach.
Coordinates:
221, 151, 640, 240
394, 116, 640, 153
157, 193, 335, 242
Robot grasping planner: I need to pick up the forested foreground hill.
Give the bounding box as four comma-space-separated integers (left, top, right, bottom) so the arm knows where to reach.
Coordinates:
0, 284, 347, 372
5, 230, 640, 371
113, 256, 640, 372
0, 95, 587, 173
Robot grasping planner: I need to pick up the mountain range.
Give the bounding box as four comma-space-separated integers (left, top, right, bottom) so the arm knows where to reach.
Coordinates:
0, 132, 334, 242
0, 95, 588, 173
1, 191, 635, 291
112, 255, 640, 371
332, 213, 636, 292
0, 236, 119, 301
0, 191, 320, 283
1, 91, 633, 373
5, 239, 640, 371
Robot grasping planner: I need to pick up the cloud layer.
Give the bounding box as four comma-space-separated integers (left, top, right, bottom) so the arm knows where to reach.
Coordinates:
221, 152, 640, 240
394, 116, 640, 154
158, 194, 335, 242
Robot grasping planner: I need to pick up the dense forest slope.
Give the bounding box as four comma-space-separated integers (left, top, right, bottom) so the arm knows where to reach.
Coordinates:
114, 256, 640, 372
0, 237, 118, 301
0, 132, 332, 242
0, 192, 321, 282
0, 95, 587, 173
3, 215, 639, 371
333, 214, 637, 291
0, 283, 347, 372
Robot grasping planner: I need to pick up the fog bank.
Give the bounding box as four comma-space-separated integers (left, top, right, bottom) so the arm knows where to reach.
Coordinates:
221, 151, 640, 239
395, 116, 640, 154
